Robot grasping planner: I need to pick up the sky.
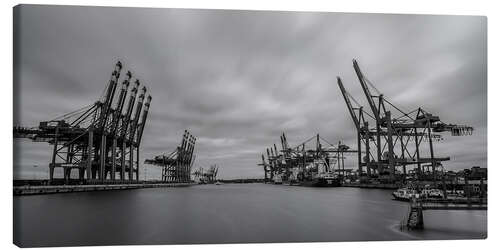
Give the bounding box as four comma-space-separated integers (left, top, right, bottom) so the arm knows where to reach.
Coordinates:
13, 5, 487, 180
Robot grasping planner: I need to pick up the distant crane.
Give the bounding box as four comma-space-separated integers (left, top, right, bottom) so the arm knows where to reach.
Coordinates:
144, 130, 196, 183
192, 165, 219, 184
259, 132, 357, 184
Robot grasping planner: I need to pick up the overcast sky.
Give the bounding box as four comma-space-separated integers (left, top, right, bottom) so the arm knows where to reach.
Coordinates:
13, 5, 486, 180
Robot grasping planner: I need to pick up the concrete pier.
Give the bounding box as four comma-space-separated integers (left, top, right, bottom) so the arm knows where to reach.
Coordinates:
342, 182, 400, 189
405, 197, 487, 230
14, 182, 194, 196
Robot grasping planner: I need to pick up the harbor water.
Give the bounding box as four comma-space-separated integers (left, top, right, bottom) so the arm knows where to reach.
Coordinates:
14, 183, 487, 247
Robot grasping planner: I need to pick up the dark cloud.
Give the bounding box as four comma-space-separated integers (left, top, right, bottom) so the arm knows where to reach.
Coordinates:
14, 5, 486, 179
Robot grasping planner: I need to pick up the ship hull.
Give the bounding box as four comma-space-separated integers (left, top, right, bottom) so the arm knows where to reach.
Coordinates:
300, 178, 341, 187
391, 193, 411, 201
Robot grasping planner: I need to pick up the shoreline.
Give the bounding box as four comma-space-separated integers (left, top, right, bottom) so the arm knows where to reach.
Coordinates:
13, 182, 194, 196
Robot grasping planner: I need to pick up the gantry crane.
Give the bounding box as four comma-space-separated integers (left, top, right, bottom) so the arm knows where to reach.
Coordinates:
144, 130, 196, 183
192, 165, 218, 184
14, 61, 152, 184
259, 132, 357, 184
337, 59, 473, 183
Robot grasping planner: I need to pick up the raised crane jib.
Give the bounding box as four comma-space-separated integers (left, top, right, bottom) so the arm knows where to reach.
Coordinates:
129, 86, 147, 142
188, 136, 196, 165
120, 80, 139, 138
99, 61, 122, 131
136, 95, 152, 145
353, 59, 380, 122
111, 71, 132, 134
337, 77, 360, 131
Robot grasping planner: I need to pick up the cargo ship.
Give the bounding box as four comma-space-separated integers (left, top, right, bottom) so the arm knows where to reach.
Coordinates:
298, 159, 342, 187
272, 173, 283, 184
300, 172, 341, 187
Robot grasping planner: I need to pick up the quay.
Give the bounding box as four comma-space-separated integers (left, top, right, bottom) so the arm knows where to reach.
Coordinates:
341, 182, 399, 189
14, 181, 194, 196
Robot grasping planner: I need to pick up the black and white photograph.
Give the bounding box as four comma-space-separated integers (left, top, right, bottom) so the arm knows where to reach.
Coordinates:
12, 3, 487, 248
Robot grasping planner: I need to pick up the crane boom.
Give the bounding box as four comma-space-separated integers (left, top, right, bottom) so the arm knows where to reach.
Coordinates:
129, 86, 146, 142
121, 80, 139, 138
99, 61, 122, 131
136, 95, 152, 145
337, 77, 360, 131
353, 59, 380, 122
111, 71, 131, 134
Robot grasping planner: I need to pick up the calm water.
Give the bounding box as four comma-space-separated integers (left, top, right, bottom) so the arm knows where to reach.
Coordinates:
14, 184, 487, 247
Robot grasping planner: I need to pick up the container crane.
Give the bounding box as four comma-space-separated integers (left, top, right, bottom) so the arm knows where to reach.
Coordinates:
337, 59, 473, 184
144, 130, 196, 183
13, 61, 153, 184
